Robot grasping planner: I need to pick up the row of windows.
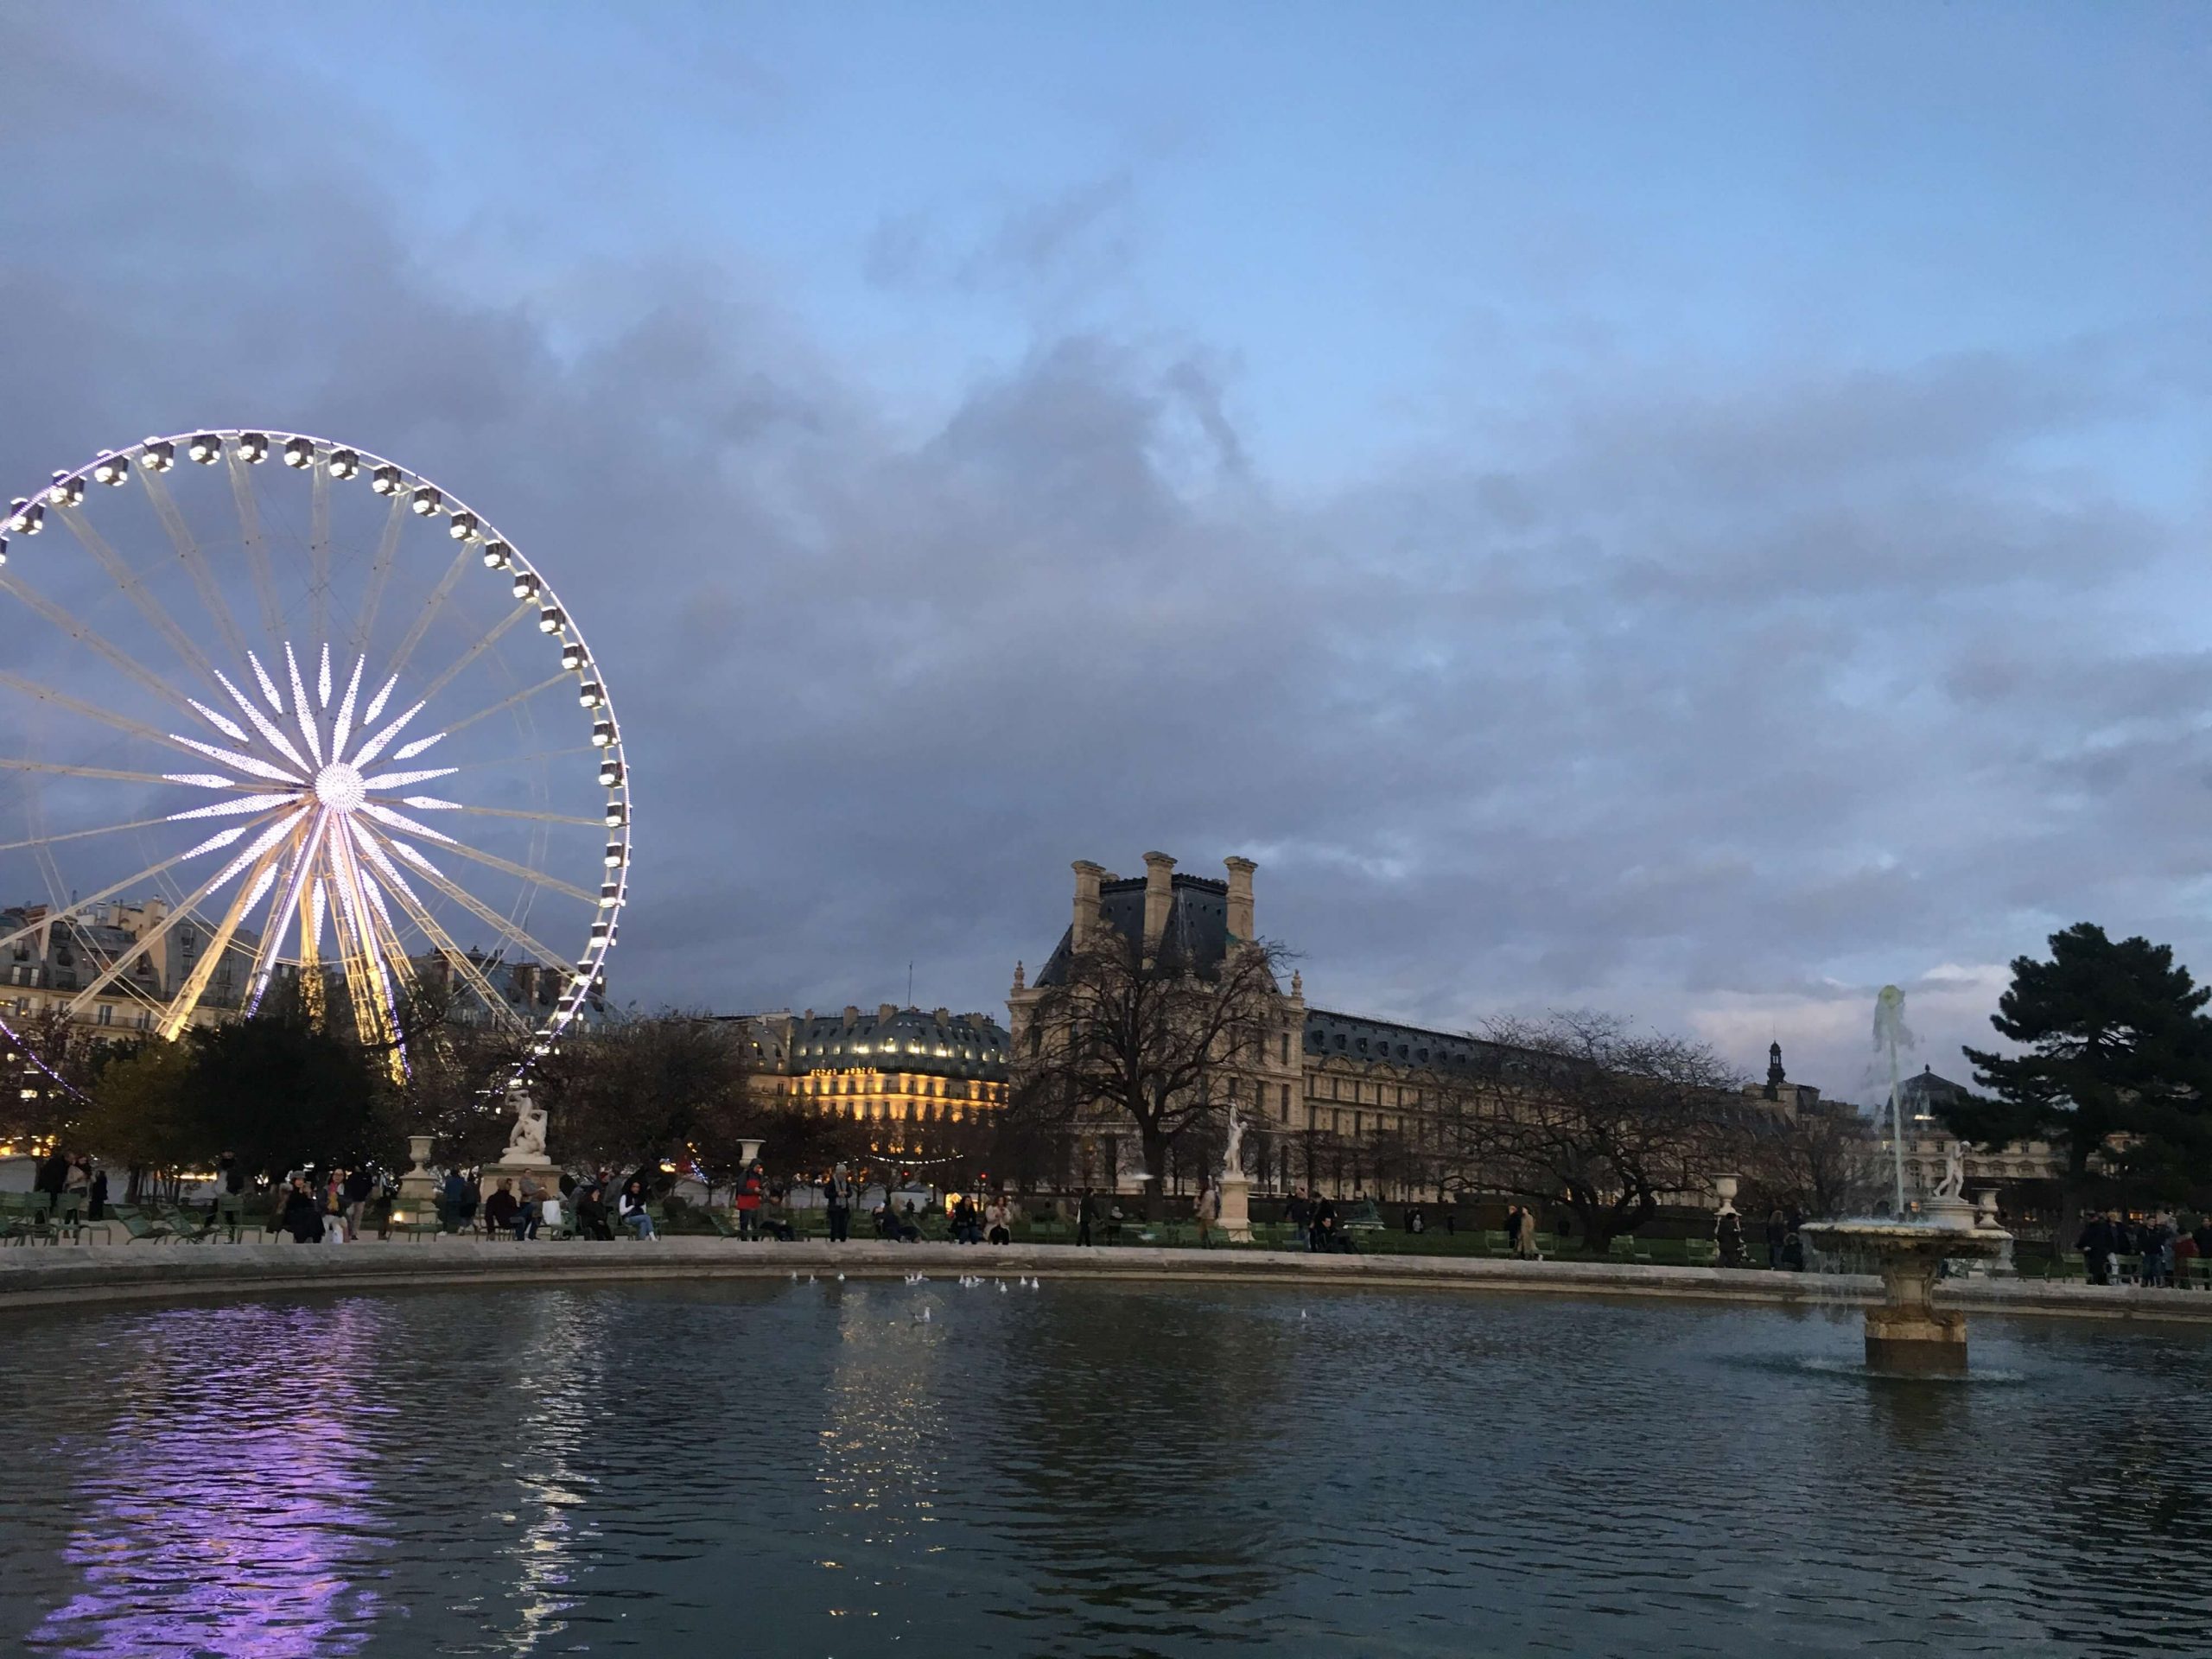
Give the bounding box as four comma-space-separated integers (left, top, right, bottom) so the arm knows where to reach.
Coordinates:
805, 1097, 985, 1124
8, 995, 152, 1029
798, 1074, 1004, 1102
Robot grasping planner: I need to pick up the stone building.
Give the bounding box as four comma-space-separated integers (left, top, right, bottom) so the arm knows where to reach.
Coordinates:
1883, 1064, 2064, 1220
1007, 851, 1547, 1198
0, 899, 256, 1043
723, 1003, 1010, 1162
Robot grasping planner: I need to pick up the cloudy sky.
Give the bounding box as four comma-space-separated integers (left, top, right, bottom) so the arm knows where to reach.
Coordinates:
2, 2, 2207, 1103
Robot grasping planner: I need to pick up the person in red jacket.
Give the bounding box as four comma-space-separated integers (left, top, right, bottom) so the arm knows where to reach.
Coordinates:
735, 1160, 765, 1240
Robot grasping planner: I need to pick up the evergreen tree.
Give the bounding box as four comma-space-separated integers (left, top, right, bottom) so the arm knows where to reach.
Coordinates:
1955, 923, 2212, 1211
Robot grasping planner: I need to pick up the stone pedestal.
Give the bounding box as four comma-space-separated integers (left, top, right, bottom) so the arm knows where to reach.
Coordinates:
1216, 1174, 1253, 1243
1865, 1255, 1969, 1376
393, 1134, 442, 1229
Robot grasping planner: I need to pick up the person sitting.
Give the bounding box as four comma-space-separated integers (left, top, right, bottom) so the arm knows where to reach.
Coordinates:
984, 1195, 1012, 1246
279, 1176, 322, 1244
951, 1195, 982, 1244
515, 1174, 544, 1241
875, 1200, 918, 1243
574, 1182, 613, 1242
484, 1179, 520, 1239
617, 1179, 656, 1239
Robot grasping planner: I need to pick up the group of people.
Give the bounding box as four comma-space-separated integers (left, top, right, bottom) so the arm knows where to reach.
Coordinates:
2077, 1211, 2212, 1287
31, 1149, 106, 1222
273, 1166, 378, 1243
1281, 1189, 1364, 1253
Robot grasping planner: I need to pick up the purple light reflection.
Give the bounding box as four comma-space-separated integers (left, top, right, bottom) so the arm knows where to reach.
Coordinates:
30, 1300, 392, 1657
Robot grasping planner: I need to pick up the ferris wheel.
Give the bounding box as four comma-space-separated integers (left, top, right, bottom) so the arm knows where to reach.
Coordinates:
0, 430, 629, 1082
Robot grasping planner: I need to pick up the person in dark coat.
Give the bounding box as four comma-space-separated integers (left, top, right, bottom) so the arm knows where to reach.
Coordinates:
441, 1169, 478, 1235
1310, 1196, 1339, 1253
88, 1166, 109, 1221
1715, 1209, 1746, 1268
1286, 1190, 1311, 1232
575, 1182, 613, 1241
279, 1177, 321, 1243
2077, 1213, 2116, 1285
34, 1147, 68, 1217
1764, 1210, 1788, 1270
484, 1179, 520, 1238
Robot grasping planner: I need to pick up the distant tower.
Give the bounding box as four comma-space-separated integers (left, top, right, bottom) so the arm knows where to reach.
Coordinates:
1764, 1040, 1787, 1101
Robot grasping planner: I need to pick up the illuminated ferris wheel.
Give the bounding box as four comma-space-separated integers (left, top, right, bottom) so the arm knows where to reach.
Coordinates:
0, 430, 630, 1081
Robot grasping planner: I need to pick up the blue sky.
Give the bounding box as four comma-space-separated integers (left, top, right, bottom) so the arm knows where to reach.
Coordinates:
2, 2, 2208, 1096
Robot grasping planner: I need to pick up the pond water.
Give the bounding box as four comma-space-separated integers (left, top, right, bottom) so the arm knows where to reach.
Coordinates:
2, 1279, 2209, 1657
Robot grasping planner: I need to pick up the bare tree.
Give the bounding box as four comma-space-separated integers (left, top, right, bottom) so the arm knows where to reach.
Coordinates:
1017, 931, 1290, 1217
530, 1009, 761, 1184
1433, 1011, 1744, 1252
1740, 1097, 1885, 1220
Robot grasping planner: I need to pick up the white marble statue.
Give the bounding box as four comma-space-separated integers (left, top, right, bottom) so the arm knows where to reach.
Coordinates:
1221, 1108, 1244, 1181
504, 1083, 550, 1162
1934, 1142, 1964, 1200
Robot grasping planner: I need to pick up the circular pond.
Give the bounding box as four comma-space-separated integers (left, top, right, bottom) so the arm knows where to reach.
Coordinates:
3, 1280, 2209, 1656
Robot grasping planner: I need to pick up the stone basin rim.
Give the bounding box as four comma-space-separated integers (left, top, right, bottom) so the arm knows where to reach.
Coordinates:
0, 1240, 2207, 1325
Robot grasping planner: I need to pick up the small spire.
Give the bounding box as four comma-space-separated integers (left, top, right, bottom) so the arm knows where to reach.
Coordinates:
1011, 959, 1026, 991
1764, 1040, 1785, 1101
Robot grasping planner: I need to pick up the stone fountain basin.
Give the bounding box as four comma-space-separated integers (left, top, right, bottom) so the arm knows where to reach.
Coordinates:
1799, 1220, 2011, 1262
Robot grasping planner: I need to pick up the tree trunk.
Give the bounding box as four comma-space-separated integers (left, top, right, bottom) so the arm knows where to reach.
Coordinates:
1141, 1128, 1169, 1220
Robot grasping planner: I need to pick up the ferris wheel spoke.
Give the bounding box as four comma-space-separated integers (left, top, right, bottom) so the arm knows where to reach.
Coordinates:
58, 806, 299, 1020
155, 842, 283, 1039
137, 467, 257, 673
356, 819, 575, 974
309, 455, 332, 651
430, 803, 606, 829
348, 495, 409, 661
438, 746, 600, 776
366, 862, 534, 1034
0, 668, 255, 770
441, 673, 571, 741
244, 810, 329, 1014
0, 813, 190, 856
0, 756, 202, 787
225, 453, 288, 650
384, 543, 474, 683
325, 826, 402, 1063
0, 571, 232, 736
56, 504, 227, 696
411, 602, 533, 709
387, 824, 600, 905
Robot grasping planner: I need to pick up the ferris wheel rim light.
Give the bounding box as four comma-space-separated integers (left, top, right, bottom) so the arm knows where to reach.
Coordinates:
0, 426, 634, 1091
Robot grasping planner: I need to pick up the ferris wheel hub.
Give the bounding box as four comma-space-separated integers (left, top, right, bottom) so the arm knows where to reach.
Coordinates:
314, 761, 367, 815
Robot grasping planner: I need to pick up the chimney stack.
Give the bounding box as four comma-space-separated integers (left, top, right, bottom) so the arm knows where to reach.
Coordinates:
1224, 856, 1256, 944
1142, 851, 1176, 952
1071, 861, 1106, 950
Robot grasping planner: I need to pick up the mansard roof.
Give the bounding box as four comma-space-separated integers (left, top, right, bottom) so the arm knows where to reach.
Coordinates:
1302, 1007, 1516, 1073
1033, 871, 1236, 987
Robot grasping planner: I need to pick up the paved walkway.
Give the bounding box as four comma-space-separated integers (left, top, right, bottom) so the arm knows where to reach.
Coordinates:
3, 1236, 2209, 1325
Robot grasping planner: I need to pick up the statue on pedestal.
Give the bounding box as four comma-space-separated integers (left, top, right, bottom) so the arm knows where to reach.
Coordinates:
1222, 1108, 1245, 1181
504, 1082, 550, 1162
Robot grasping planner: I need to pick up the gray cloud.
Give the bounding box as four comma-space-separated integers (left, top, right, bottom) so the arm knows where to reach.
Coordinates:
1, 10, 2206, 1104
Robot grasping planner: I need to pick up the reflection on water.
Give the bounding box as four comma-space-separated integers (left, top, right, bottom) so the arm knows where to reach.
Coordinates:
29, 1300, 391, 1656
3, 1282, 2211, 1657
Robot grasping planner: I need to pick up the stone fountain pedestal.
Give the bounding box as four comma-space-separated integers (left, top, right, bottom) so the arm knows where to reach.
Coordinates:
1802, 1192, 2008, 1376
1216, 1173, 1253, 1243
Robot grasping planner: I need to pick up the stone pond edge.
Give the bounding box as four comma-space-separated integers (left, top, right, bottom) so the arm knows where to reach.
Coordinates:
1, 1239, 2207, 1326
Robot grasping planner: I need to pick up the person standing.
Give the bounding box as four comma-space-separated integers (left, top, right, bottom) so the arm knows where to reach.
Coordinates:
59, 1154, 90, 1227
87, 1164, 109, 1222
320, 1172, 347, 1243
341, 1166, 373, 1242
1077, 1187, 1097, 1248
1764, 1210, 1788, 1270
824, 1162, 854, 1243
735, 1160, 765, 1241
441, 1167, 478, 1236
1514, 1206, 1541, 1261
1502, 1205, 1523, 1255
1195, 1179, 1218, 1248
2077, 1212, 2115, 1285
